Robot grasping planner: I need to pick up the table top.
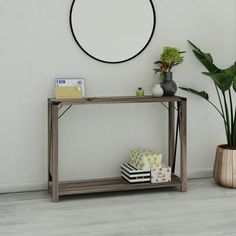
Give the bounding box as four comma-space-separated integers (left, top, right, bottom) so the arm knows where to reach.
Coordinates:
48, 95, 186, 105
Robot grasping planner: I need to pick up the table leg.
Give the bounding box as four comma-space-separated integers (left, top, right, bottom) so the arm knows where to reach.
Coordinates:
168, 102, 175, 172
51, 104, 59, 202
48, 101, 52, 193
179, 100, 187, 192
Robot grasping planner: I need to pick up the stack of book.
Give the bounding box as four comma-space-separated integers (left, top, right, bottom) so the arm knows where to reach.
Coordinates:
121, 149, 171, 184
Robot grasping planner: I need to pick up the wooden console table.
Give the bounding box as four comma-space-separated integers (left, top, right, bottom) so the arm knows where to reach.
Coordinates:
48, 96, 187, 202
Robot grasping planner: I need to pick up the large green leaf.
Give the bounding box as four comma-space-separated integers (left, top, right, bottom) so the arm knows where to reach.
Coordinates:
187, 41, 202, 53
179, 87, 209, 100
224, 64, 236, 77
202, 72, 233, 91
188, 40, 220, 73
188, 41, 213, 62
192, 50, 219, 73
203, 53, 213, 63
233, 76, 236, 92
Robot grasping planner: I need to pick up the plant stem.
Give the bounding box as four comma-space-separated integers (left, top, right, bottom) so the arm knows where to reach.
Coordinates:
206, 97, 231, 146
229, 89, 234, 145
215, 84, 230, 144
233, 108, 236, 146
215, 85, 225, 119
206, 99, 224, 119
222, 91, 231, 146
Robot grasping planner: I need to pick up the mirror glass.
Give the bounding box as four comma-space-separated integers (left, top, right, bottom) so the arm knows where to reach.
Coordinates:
70, 0, 156, 63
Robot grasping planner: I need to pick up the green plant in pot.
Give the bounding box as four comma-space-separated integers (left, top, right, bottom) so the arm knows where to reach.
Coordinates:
154, 47, 185, 96
180, 41, 236, 188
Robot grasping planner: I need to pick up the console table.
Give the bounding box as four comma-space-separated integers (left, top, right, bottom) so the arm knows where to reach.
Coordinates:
48, 96, 187, 202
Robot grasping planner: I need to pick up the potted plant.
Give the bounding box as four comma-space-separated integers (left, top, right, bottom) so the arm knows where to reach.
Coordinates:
180, 41, 236, 188
153, 47, 185, 96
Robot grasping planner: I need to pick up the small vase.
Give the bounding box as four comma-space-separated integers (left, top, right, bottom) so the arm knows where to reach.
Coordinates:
152, 84, 164, 97
161, 72, 177, 96
213, 145, 236, 188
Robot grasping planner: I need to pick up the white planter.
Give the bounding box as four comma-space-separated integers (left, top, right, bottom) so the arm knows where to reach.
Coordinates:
152, 84, 164, 97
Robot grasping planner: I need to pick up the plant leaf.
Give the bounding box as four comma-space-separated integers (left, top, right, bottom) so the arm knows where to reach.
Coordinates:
233, 76, 236, 92
159, 72, 164, 82
192, 50, 219, 73
202, 72, 233, 91
188, 41, 213, 62
203, 53, 213, 63
187, 40, 202, 52
154, 60, 163, 64
179, 87, 209, 100
188, 40, 220, 73
224, 64, 236, 77
154, 69, 162, 74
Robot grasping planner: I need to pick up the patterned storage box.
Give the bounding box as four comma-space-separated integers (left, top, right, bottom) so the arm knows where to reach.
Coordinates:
130, 149, 162, 171
121, 163, 151, 184
151, 165, 171, 183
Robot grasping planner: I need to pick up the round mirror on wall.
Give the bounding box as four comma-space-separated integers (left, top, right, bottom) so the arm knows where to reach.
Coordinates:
70, 0, 156, 64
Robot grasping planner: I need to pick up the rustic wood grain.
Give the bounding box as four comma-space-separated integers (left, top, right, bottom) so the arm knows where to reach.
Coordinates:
168, 101, 175, 171
47, 101, 52, 193
51, 104, 59, 202
58, 175, 181, 196
49, 95, 186, 105
47, 96, 187, 202
179, 101, 187, 192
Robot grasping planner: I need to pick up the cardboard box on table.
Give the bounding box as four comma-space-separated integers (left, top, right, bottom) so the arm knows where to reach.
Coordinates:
151, 165, 171, 183
130, 149, 162, 171
55, 87, 83, 99
55, 78, 85, 99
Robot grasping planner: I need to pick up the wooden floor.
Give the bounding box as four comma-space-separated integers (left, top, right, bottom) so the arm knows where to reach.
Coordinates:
1, 178, 236, 236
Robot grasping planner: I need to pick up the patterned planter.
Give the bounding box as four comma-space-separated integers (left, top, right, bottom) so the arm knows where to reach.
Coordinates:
213, 145, 236, 188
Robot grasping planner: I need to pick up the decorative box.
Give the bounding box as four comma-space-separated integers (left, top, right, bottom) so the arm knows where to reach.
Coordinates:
55, 87, 83, 99
55, 78, 86, 99
121, 163, 151, 184
130, 149, 162, 170
151, 165, 171, 183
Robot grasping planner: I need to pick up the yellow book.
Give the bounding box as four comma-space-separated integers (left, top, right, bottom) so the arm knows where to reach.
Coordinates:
55, 87, 83, 99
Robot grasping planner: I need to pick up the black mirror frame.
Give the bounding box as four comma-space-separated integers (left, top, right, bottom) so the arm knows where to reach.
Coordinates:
69, 0, 156, 64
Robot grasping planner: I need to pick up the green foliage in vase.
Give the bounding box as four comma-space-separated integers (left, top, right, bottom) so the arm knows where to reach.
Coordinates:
180, 41, 236, 147
161, 47, 184, 68
154, 47, 185, 81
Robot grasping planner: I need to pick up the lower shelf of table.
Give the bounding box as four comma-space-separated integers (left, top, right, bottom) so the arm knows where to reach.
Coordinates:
50, 174, 182, 196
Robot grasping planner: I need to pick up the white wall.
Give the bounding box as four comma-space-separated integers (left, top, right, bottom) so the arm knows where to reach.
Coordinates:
0, 0, 235, 193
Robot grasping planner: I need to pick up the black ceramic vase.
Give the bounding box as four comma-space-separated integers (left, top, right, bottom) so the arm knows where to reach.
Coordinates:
161, 72, 177, 96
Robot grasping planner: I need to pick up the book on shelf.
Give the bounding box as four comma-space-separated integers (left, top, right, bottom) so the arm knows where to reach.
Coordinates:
121, 163, 151, 184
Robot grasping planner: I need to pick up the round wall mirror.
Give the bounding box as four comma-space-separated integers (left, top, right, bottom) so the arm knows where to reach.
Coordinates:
70, 0, 156, 64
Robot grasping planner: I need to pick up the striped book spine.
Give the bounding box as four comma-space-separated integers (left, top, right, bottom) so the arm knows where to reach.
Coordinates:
121, 163, 151, 184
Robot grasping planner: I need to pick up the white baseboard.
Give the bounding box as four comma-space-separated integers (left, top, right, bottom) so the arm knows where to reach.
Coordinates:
0, 181, 47, 194
0, 169, 213, 194
188, 169, 213, 179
